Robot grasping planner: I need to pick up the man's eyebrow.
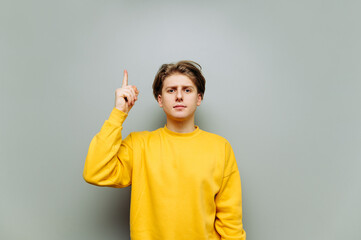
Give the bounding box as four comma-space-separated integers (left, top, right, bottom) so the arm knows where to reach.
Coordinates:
165, 85, 195, 88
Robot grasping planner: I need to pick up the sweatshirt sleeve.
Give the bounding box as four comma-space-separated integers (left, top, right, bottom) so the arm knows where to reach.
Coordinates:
214, 142, 246, 240
83, 108, 133, 188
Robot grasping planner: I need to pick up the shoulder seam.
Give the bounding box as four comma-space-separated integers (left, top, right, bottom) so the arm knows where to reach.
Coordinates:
223, 169, 238, 178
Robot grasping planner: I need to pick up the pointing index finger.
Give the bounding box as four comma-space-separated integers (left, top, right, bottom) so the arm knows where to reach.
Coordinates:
122, 69, 128, 87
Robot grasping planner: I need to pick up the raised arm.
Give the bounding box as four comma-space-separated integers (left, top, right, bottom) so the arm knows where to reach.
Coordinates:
83, 70, 139, 187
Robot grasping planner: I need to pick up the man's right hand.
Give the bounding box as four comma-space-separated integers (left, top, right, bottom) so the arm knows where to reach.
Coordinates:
114, 70, 139, 114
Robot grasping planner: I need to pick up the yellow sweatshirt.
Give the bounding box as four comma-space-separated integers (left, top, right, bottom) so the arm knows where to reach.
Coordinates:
83, 108, 246, 240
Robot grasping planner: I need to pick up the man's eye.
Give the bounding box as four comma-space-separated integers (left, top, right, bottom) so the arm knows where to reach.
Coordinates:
185, 89, 191, 93
168, 89, 174, 93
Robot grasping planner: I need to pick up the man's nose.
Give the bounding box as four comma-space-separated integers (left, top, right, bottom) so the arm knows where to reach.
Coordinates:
176, 90, 183, 101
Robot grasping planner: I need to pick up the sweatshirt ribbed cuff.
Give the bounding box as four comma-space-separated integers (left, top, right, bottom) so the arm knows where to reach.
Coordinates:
108, 108, 128, 127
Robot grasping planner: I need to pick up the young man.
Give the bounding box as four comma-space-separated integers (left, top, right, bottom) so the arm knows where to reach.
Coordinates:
83, 61, 246, 240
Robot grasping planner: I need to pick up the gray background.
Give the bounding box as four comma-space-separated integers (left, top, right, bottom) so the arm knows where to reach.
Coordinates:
1, 0, 360, 239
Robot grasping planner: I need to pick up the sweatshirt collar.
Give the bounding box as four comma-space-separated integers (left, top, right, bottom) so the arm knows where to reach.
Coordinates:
163, 124, 201, 138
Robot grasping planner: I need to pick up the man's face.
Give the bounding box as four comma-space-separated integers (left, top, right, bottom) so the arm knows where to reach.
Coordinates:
157, 74, 202, 122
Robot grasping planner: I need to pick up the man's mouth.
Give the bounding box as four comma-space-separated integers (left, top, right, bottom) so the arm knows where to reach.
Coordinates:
173, 104, 186, 109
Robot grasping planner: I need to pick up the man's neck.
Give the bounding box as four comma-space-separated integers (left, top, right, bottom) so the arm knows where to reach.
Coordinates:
166, 117, 196, 133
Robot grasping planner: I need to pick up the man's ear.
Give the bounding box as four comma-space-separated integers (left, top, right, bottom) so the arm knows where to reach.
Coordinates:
196, 93, 202, 106
157, 94, 163, 108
